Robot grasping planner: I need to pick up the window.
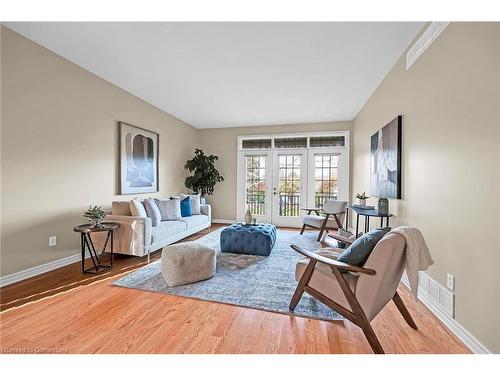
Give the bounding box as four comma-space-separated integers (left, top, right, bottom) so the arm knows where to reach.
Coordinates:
242, 139, 272, 149
278, 155, 302, 216
274, 137, 307, 148
310, 136, 345, 147
314, 154, 339, 209
245, 156, 266, 215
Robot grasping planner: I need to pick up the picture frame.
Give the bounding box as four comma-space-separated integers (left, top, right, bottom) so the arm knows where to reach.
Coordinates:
119, 121, 159, 195
370, 115, 402, 199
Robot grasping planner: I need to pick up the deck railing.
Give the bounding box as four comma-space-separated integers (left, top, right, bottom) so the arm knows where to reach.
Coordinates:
246, 193, 338, 217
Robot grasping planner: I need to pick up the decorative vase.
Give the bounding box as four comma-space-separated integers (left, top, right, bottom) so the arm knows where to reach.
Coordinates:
377, 198, 389, 215
358, 198, 366, 206
244, 209, 253, 225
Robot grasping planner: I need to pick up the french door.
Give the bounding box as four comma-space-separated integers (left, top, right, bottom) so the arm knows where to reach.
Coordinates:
238, 151, 348, 228
237, 132, 350, 228
272, 150, 307, 227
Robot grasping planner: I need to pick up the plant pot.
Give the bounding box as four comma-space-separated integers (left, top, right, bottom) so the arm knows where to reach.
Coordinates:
358, 199, 366, 206
89, 218, 104, 228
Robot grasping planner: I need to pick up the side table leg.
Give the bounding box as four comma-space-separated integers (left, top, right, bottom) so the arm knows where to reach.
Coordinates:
83, 234, 99, 272
81, 233, 85, 274
356, 214, 360, 238
110, 230, 114, 268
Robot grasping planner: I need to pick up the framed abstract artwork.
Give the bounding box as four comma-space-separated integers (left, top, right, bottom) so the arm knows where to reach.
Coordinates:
119, 122, 159, 195
370, 115, 402, 199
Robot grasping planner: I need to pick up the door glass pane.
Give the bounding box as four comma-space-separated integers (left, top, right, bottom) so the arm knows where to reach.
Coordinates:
314, 154, 339, 209
278, 155, 301, 217
245, 156, 266, 215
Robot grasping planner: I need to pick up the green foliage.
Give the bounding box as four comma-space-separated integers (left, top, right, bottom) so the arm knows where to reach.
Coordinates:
83, 205, 106, 220
184, 149, 224, 196
356, 192, 369, 200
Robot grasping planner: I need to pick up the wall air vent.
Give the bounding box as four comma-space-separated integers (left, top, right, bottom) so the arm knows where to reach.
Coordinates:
406, 22, 449, 70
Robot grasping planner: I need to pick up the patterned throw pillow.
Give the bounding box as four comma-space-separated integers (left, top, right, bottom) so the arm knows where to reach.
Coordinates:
155, 198, 182, 221
129, 198, 147, 218
143, 198, 162, 227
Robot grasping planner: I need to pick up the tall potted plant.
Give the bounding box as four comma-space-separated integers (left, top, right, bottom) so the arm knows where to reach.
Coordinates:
184, 149, 224, 199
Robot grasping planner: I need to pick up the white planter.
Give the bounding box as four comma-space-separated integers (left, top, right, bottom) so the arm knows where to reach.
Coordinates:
358, 199, 366, 206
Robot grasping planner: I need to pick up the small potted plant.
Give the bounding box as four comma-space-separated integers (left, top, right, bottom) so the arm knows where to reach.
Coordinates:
83, 205, 106, 228
356, 192, 369, 206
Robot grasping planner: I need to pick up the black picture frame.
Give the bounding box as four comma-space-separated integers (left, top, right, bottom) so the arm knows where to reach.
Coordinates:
370, 115, 402, 199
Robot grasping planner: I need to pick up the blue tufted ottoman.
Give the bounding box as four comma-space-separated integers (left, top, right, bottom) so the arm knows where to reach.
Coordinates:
220, 223, 277, 256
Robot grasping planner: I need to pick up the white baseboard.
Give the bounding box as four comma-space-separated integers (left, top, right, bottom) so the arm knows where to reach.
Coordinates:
212, 219, 234, 224
0, 252, 82, 287
401, 272, 491, 354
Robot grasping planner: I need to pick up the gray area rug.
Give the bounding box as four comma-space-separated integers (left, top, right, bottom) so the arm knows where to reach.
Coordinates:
112, 228, 342, 321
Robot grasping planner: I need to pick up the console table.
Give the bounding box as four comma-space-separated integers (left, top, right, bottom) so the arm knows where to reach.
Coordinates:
73, 222, 119, 274
347, 206, 393, 238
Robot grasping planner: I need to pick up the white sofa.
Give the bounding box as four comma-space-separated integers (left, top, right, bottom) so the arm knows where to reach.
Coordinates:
101, 200, 212, 262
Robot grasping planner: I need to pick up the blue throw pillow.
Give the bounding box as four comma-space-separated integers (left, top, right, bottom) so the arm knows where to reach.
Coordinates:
180, 196, 192, 217
336, 227, 391, 266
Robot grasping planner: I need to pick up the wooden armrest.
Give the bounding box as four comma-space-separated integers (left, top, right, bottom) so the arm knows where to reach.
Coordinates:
327, 231, 355, 245
290, 244, 375, 275
301, 208, 320, 214
323, 211, 345, 215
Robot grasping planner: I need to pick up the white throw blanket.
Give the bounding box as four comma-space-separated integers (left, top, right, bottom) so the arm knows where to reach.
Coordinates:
390, 226, 434, 297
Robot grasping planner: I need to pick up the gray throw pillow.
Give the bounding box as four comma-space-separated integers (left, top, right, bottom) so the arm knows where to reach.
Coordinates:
189, 194, 201, 215
143, 198, 161, 227
336, 227, 391, 266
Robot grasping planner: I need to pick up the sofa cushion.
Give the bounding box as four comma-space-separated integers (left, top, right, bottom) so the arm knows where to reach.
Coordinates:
151, 220, 188, 244
336, 227, 391, 266
112, 201, 132, 216
180, 196, 192, 217
155, 198, 182, 221
143, 198, 162, 227
130, 199, 147, 218
181, 214, 209, 229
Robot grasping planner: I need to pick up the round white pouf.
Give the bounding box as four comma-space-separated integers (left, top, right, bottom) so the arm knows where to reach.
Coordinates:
161, 241, 216, 287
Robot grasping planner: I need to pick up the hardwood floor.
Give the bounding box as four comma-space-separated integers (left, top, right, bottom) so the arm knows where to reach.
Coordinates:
0, 225, 469, 354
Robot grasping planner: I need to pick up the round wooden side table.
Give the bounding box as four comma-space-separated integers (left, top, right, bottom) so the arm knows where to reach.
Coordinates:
73, 222, 120, 274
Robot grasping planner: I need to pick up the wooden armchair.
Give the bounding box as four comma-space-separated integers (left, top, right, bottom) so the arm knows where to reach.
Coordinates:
289, 232, 417, 354
300, 199, 348, 241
